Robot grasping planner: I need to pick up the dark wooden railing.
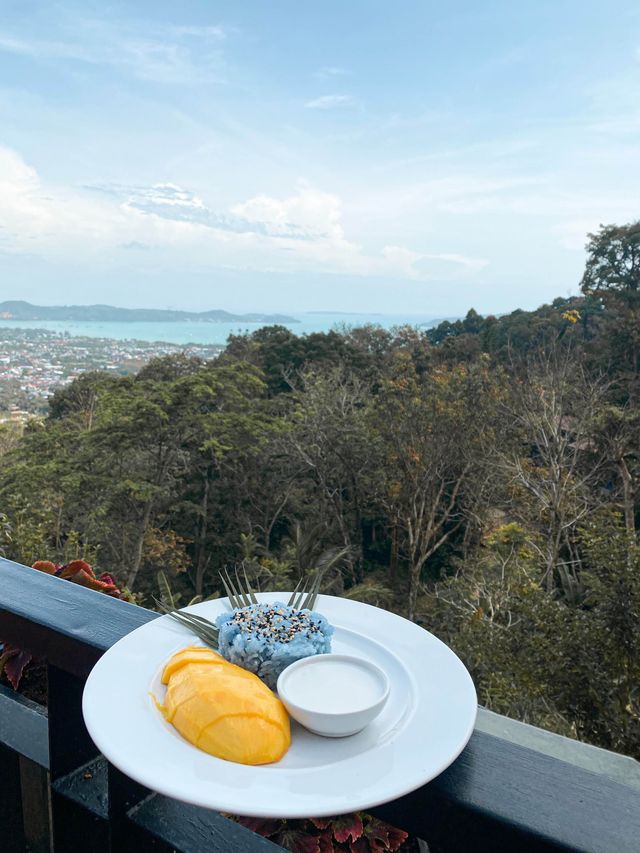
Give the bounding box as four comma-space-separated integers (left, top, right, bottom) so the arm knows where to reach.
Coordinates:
1, 556, 639, 853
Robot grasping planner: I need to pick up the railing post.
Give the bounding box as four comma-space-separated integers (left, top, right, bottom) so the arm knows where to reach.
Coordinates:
48, 666, 97, 777
47, 664, 107, 852
18, 755, 52, 853
47, 664, 157, 852
0, 743, 26, 853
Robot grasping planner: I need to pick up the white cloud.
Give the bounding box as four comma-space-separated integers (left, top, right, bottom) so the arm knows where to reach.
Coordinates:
1, 146, 486, 281
231, 184, 343, 239
0, 145, 122, 256
99, 182, 322, 240
304, 94, 356, 110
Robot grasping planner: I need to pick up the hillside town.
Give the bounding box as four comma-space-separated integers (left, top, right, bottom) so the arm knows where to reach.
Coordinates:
0, 328, 222, 419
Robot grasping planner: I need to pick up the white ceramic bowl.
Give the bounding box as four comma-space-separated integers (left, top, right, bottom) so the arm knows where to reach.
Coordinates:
277, 653, 390, 737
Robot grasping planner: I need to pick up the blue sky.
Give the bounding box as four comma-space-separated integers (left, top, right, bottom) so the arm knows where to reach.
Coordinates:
0, 1, 639, 315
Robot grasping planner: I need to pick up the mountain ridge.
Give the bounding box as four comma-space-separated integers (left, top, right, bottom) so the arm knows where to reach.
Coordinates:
0, 301, 298, 324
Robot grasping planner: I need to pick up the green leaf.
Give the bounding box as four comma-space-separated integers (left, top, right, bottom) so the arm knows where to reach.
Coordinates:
157, 570, 176, 608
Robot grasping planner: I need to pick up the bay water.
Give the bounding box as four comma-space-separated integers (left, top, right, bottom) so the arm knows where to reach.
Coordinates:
0, 312, 447, 346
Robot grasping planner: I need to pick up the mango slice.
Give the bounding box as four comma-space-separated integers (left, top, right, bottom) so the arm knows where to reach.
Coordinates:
161, 646, 227, 682
159, 646, 291, 765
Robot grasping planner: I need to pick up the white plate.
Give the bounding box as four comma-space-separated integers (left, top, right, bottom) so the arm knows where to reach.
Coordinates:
82, 593, 477, 818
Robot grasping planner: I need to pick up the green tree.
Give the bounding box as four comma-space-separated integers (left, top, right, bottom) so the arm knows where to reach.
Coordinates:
581, 222, 640, 401
573, 512, 640, 754
594, 405, 640, 537
283, 369, 380, 581
499, 348, 607, 594
581, 221, 640, 297
376, 355, 501, 620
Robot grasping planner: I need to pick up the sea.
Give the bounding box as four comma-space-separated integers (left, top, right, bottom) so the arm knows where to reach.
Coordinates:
0, 312, 449, 346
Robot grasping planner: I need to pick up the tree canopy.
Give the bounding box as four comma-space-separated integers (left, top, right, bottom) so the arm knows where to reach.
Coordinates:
2, 220, 640, 758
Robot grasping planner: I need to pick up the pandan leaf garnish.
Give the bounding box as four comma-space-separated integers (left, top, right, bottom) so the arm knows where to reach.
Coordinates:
154, 598, 221, 647
219, 566, 258, 608
155, 567, 325, 649
288, 569, 324, 611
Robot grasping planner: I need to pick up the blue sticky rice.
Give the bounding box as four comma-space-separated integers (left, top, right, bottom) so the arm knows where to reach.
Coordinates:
215, 601, 333, 690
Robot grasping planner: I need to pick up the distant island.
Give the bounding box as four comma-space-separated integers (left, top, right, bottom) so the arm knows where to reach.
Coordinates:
0, 301, 298, 324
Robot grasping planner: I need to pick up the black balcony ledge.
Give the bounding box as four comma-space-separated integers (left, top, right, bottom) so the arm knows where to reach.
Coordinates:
1, 557, 639, 853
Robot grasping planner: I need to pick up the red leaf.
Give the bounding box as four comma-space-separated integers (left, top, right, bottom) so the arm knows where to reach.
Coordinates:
317, 831, 335, 853
59, 565, 82, 580
276, 829, 321, 853
349, 839, 370, 853
383, 826, 408, 851
32, 559, 124, 597
98, 573, 125, 597
64, 559, 95, 578
362, 817, 408, 852
70, 570, 119, 594
233, 816, 281, 837
2, 647, 33, 690
329, 814, 364, 844
32, 561, 58, 575
309, 818, 331, 831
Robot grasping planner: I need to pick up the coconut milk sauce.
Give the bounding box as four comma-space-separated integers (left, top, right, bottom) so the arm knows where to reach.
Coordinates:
282, 659, 384, 713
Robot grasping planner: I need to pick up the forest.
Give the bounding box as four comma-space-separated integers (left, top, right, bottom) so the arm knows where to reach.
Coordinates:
1, 221, 639, 759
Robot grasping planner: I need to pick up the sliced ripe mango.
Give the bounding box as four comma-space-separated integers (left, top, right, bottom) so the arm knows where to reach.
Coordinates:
161, 645, 227, 683
159, 646, 290, 765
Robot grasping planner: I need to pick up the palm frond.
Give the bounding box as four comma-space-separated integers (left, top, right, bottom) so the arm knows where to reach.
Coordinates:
315, 545, 352, 574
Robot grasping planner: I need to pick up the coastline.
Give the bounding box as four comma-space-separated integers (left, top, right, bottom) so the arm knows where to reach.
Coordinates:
0, 312, 447, 347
